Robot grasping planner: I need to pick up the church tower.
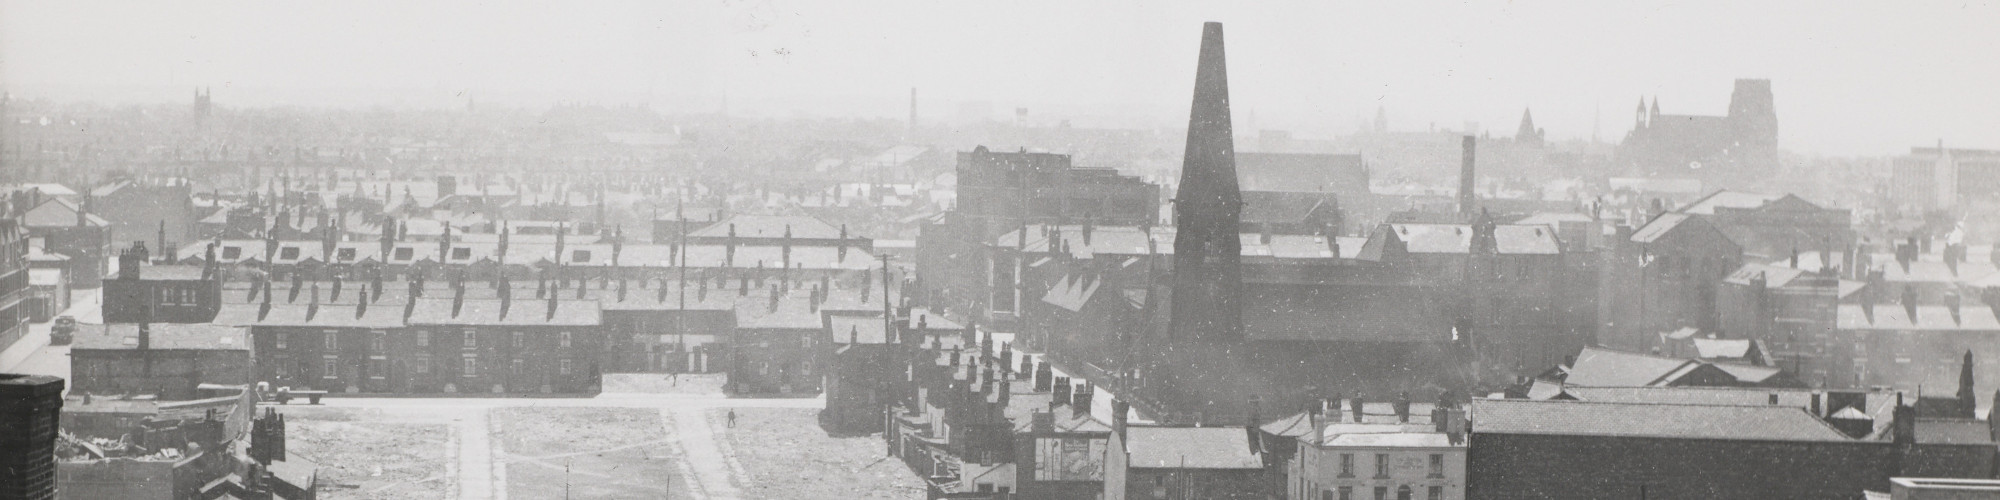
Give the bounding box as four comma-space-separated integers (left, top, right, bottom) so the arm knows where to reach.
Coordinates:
1168, 22, 1243, 342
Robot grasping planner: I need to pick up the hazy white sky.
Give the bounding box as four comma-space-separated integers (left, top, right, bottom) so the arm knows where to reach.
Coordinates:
3, 0, 1996, 155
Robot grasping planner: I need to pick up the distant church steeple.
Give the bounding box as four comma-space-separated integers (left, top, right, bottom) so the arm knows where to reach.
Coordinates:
1168, 21, 1243, 342
1516, 108, 1544, 147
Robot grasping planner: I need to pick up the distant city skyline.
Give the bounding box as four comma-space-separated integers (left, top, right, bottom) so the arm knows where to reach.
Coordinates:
3, 0, 1996, 155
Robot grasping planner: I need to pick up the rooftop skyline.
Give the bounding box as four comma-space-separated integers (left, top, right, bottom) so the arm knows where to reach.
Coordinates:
3, 0, 1997, 155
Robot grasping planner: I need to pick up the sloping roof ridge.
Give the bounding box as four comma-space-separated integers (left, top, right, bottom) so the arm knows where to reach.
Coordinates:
1493, 397, 1813, 410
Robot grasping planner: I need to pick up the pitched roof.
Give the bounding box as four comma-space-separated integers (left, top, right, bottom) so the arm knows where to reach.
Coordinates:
212, 303, 405, 329
1916, 418, 1995, 445
689, 214, 844, 240
1470, 399, 1854, 442
1041, 274, 1105, 313
1680, 190, 1784, 215
1562, 347, 1698, 387
1243, 285, 1447, 342
73, 323, 248, 350
1123, 427, 1264, 469
828, 315, 891, 345
1630, 213, 1691, 243
1837, 303, 2000, 331
404, 298, 601, 326
1379, 224, 1561, 255
1723, 263, 1809, 287
1692, 338, 1754, 359
22, 198, 108, 227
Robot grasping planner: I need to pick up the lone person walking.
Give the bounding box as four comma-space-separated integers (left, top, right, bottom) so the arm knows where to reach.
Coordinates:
726, 410, 737, 428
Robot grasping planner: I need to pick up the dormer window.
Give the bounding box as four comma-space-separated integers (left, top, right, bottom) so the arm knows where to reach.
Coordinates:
572, 250, 591, 263
394, 247, 413, 261
222, 247, 242, 259
279, 247, 300, 260
337, 248, 356, 262
452, 247, 471, 260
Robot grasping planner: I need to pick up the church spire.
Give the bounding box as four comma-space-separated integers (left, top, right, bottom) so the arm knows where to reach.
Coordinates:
1169, 21, 1243, 341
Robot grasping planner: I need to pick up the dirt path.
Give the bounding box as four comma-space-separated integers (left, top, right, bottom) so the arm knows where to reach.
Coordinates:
662, 406, 742, 500
457, 409, 502, 500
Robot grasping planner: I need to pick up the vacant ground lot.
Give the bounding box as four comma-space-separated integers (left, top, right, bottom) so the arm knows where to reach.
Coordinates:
716, 407, 924, 500
285, 407, 453, 500
494, 406, 692, 500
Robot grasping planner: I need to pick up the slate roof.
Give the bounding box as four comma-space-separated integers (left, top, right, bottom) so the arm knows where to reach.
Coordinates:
1470, 399, 1854, 442
1630, 213, 1691, 243
1123, 426, 1265, 469
734, 292, 821, 329
1692, 338, 1754, 359
1723, 263, 1809, 287
22, 198, 108, 228
1320, 432, 1457, 448
1837, 303, 2000, 331
404, 298, 601, 326
212, 303, 406, 329
690, 214, 845, 240
1377, 224, 1561, 255
1915, 419, 1995, 445
180, 239, 876, 271
73, 323, 248, 350
1243, 285, 1447, 342
1680, 190, 1784, 215
1042, 274, 1106, 313
828, 315, 891, 345
1563, 347, 1698, 387
1559, 386, 1822, 408
1242, 191, 1337, 225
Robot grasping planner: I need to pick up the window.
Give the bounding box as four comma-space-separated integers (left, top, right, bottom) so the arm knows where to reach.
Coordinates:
337, 248, 356, 261
275, 332, 288, 350
1340, 454, 1354, 477
1375, 454, 1389, 478
560, 331, 572, 348
1429, 453, 1444, 477
222, 246, 242, 259
463, 329, 478, 349
414, 355, 431, 374
416, 330, 430, 347
513, 331, 525, 348
560, 358, 573, 375
394, 247, 413, 261
324, 331, 338, 350
368, 359, 385, 379
1427, 486, 1442, 500
1397, 485, 1412, 500
370, 331, 386, 352
462, 355, 478, 377
323, 357, 338, 379
452, 247, 471, 260
1339, 487, 1352, 500
1374, 486, 1387, 500
280, 247, 300, 260
572, 250, 591, 263
511, 358, 524, 374
274, 361, 289, 377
